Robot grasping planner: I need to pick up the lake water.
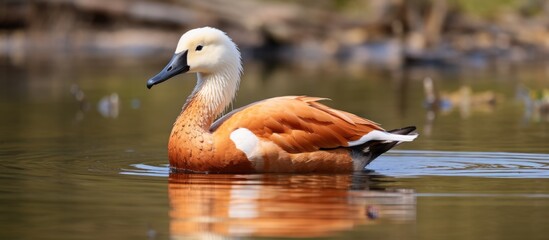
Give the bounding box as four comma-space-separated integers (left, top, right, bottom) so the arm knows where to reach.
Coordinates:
1, 56, 548, 239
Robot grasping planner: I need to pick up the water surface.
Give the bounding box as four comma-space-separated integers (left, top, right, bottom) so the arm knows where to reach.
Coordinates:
1, 57, 548, 239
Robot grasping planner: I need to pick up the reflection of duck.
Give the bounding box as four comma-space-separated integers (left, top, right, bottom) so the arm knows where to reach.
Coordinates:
423, 77, 500, 116
168, 173, 415, 238
145, 27, 417, 173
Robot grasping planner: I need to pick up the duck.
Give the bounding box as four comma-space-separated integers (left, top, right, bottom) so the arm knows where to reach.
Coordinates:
423, 77, 500, 117
146, 27, 418, 173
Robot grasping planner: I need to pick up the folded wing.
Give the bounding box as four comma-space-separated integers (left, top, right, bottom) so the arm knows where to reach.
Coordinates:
212, 96, 385, 153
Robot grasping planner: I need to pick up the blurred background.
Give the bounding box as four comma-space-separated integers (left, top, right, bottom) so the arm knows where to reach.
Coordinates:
2, 0, 549, 65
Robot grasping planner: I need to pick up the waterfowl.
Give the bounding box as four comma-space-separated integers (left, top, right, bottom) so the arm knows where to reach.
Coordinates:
423, 77, 500, 114
147, 27, 418, 173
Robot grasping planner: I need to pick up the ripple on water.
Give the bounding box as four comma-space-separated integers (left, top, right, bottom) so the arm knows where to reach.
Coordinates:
120, 150, 549, 178
120, 163, 170, 177
372, 150, 549, 178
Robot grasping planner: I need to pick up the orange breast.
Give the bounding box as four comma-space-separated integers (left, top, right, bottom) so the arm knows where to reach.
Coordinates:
168, 119, 255, 173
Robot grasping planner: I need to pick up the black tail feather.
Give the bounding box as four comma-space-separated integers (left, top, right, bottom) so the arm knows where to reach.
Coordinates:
353, 126, 417, 168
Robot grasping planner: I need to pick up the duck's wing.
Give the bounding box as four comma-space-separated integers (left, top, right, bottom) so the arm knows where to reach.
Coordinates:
210, 98, 269, 132
212, 96, 408, 153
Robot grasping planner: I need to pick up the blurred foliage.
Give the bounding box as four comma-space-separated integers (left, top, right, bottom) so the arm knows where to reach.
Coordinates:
450, 0, 520, 18
271, 0, 546, 18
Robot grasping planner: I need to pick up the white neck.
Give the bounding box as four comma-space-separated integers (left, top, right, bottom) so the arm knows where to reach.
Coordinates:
181, 65, 241, 129
196, 69, 240, 115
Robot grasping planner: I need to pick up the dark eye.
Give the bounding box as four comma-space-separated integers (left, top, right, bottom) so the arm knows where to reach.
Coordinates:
195, 45, 203, 51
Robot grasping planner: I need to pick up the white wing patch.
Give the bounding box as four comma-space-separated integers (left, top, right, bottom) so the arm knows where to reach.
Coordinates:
230, 128, 258, 157
230, 128, 264, 170
348, 130, 418, 146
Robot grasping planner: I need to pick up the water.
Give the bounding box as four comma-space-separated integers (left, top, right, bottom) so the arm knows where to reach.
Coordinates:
1, 56, 548, 239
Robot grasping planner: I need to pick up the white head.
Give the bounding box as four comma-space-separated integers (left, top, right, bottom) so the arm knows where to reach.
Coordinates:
147, 27, 242, 88
146, 27, 243, 118
175, 27, 241, 75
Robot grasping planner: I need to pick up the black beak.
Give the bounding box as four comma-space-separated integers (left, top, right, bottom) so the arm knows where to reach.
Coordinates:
147, 51, 190, 89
